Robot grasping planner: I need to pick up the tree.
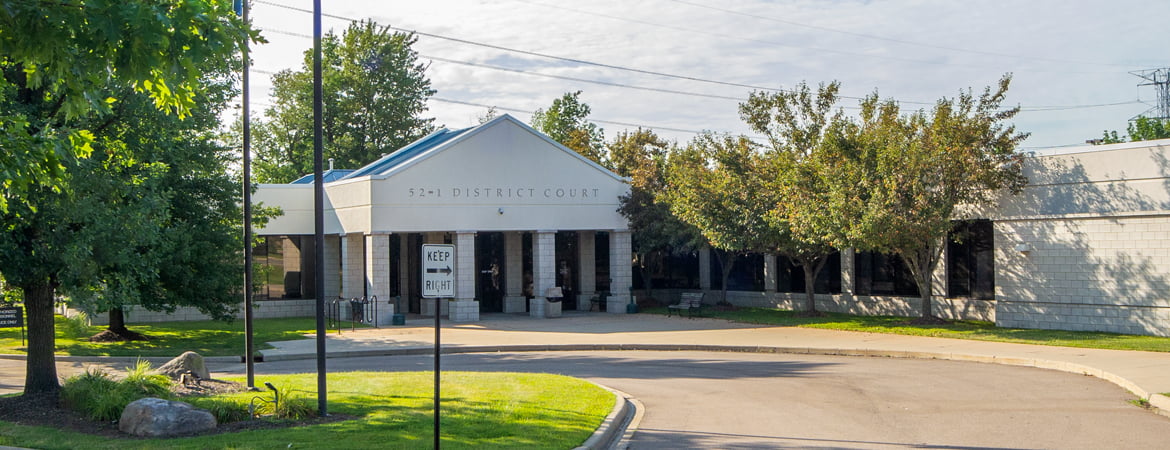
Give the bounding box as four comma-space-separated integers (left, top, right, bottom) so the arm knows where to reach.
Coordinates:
847, 75, 1028, 322
613, 129, 703, 301
1099, 116, 1170, 144
739, 81, 852, 315
662, 134, 781, 303
254, 20, 435, 183
0, 1, 254, 394
0, 0, 255, 211
531, 91, 607, 166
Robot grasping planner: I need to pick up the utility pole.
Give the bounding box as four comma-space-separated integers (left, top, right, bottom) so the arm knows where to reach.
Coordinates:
1132, 68, 1170, 120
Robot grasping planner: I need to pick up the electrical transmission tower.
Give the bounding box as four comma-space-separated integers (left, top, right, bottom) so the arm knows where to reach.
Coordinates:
1132, 68, 1170, 120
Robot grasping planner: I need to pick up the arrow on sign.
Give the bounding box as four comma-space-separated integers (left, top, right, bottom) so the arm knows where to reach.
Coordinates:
426, 266, 452, 275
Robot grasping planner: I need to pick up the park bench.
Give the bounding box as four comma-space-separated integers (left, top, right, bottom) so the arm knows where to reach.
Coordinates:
589, 292, 609, 312
667, 292, 705, 318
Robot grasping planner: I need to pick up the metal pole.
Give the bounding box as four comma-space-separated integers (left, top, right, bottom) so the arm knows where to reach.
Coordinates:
434, 296, 441, 449
312, 0, 328, 417
241, 0, 255, 391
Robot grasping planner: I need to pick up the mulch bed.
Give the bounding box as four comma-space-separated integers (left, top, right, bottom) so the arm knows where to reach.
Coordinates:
0, 380, 354, 439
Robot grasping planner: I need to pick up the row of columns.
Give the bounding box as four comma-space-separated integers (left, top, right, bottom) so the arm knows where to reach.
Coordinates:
332, 230, 632, 321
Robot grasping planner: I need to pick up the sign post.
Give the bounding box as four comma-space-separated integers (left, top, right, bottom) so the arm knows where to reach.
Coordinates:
421, 244, 455, 449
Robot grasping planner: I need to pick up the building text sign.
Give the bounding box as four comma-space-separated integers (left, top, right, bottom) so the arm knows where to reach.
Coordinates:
421, 244, 455, 298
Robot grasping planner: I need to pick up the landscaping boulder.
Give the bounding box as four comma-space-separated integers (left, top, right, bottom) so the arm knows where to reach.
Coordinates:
119, 397, 217, 437
156, 351, 211, 381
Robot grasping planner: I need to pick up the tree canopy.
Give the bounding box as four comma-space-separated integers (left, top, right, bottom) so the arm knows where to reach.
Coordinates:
0, 0, 255, 394
739, 81, 852, 314
613, 129, 703, 298
253, 20, 435, 183
531, 91, 607, 167
1099, 116, 1170, 144
0, 0, 256, 211
844, 75, 1028, 320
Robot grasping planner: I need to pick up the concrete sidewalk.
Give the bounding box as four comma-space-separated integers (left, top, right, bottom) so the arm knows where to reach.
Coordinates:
262, 311, 1170, 417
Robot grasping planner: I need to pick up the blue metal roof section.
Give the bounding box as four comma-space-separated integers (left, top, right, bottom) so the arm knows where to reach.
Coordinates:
340, 126, 474, 180
290, 169, 357, 184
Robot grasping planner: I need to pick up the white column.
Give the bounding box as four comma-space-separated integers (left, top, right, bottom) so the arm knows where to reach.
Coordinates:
578, 231, 596, 306
340, 234, 364, 299
764, 253, 778, 292
503, 231, 526, 313
699, 246, 712, 291
531, 230, 556, 317
322, 235, 342, 300
608, 230, 632, 313
455, 231, 476, 302
841, 248, 855, 299
365, 233, 393, 324
931, 239, 948, 315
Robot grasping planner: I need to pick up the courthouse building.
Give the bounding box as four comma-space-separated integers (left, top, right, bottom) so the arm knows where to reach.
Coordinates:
100, 114, 1170, 337
248, 114, 634, 322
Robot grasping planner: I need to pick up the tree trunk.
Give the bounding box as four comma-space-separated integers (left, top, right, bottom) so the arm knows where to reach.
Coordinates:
108, 307, 127, 334
20, 281, 59, 394
796, 255, 828, 316
713, 251, 737, 304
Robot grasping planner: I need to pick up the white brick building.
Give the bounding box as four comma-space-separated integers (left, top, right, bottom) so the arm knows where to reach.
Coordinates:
250, 114, 634, 322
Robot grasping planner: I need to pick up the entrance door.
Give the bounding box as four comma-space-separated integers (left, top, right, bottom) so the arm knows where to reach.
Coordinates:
407, 233, 423, 314
555, 231, 579, 310
476, 232, 505, 312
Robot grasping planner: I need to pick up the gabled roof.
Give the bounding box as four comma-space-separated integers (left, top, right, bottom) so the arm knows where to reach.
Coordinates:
290, 169, 356, 184
339, 126, 475, 180
340, 114, 626, 182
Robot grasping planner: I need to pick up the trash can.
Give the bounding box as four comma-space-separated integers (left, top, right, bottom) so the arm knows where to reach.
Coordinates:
392, 314, 406, 326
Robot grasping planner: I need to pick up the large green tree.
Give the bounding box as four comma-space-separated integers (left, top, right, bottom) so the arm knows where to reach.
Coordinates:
847, 75, 1028, 321
532, 90, 607, 167
613, 129, 703, 301
0, 0, 254, 394
739, 81, 852, 315
254, 20, 435, 182
662, 133, 781, 303
0, 0, 254, 211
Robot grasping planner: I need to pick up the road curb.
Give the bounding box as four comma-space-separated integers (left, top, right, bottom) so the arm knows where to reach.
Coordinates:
260, 343, 1170, 418
575, 385, 632, 450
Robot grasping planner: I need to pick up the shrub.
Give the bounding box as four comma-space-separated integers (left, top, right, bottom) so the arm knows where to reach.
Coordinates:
188, 398, 251, 423
59, 312, 92, 339
60, 361, 175, 421
252, 386, 316, 420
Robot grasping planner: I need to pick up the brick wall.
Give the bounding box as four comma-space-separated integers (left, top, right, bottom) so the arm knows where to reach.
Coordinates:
995, 216, 1170, 336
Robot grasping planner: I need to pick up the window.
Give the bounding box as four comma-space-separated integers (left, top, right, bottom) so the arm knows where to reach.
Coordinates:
254, 235, 315, 300
855, 251, 919, 296
947, 220, 995, 300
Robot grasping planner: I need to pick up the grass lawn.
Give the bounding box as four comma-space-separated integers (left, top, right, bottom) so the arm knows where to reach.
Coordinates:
0, 316, 339, 357
0, 371, 614, 449
644, 306, 1170, 353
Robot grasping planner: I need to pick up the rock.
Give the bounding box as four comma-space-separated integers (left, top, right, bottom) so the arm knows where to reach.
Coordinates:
119, 397, 217, 437
156, 351, 211, 381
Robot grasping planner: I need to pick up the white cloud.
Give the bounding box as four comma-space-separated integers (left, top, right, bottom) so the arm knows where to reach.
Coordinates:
245, 0, 1169, 150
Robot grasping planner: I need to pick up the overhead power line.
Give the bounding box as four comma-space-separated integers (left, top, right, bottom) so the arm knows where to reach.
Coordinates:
255, 26, 1138, 114
518, 0, 995, 71
665, 0, 1141, 69
252, 0, 900, 102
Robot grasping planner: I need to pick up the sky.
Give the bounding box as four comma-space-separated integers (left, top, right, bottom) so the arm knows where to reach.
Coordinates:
241, 0, 1169, 154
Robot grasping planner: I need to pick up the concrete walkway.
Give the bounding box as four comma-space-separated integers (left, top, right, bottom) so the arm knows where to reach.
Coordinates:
262, 311, 1170, 417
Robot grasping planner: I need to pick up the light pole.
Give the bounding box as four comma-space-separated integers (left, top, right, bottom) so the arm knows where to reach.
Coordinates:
236, 0, 256, 391
312, 0, 328, 417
